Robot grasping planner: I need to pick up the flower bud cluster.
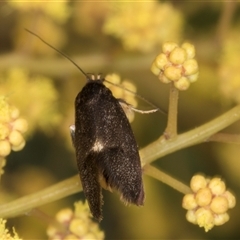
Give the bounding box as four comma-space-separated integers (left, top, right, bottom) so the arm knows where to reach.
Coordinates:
0, 97, 28, 174
182, 174, 236, 232
105, 73, 137, 122
47, 201, 104, 240
151, 42, 199, 90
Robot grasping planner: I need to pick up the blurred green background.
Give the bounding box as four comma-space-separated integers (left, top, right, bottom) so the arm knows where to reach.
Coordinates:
0, 1, 240, 239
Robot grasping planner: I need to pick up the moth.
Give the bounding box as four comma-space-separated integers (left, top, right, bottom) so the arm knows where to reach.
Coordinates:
71, 74, 144, 221
25, 29, 158, 221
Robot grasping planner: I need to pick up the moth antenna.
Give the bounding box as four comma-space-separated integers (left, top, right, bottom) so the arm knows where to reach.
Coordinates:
104, 79, 166, 115
25, 29, 165, 114
25, 28, 89, 79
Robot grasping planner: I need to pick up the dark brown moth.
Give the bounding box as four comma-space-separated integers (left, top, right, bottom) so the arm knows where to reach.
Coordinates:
25, 29, 145, 221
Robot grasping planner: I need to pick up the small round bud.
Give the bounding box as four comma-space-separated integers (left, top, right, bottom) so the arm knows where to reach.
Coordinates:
162, 42, 178, 53
11, 140, 25, 151
186, 210, 197, 224
155, 53, 168, 70
8, 130, 24, 147
214, 212, 229, 226
190, 174, 207, 192
224, 190, 236, 208
182, 193, 198, 210
69, 218, 88, 237
151, 62, 161, 76
12, 118, 28, 133
0, 140, 11, 157
56, 208, 73, 224
210, 196, 229, 214
181, 42, 195, 59
46, 225, 58, 239
174, 77, 190, 90
159, 73, 171, 83
195, 207, 214, 232
169, 47, 187, 64
164, 66, 182, 81
208, 177, 226, 195
187, 72, 199, 83
183, 59, 199, 75
195, 187, 212, 207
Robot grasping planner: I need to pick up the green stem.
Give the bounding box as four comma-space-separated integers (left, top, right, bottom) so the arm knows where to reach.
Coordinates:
0, 175, 81, 218
140, 104, 240, 165
144, 165, 191, 194
164, 83, 179, 139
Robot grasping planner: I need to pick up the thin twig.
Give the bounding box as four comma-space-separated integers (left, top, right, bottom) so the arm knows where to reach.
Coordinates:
144, 165, 191, 194
163, 83, 179, 139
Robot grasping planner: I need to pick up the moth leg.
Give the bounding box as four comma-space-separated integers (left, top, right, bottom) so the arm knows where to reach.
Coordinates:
69, 124, 75, 147
118, 99, 159, 114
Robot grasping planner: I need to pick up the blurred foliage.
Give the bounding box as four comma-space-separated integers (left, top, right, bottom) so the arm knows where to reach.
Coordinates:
0, 1, 240, 239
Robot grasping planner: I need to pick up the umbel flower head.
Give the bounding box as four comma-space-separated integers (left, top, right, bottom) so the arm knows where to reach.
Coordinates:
47, 201, 104, 240
151, 42, 199, 90
182, 174, 236, 232
0, 97, 28, 175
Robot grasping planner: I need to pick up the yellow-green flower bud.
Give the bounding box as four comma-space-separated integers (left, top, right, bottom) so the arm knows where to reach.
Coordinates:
155, 53, 168, 70
183, 59, 199, 75
195, 187, 212, 207
182, 193, 198, 210
186, 210, 197, 224
208, 177, 226, 195
210, 196, 229, 214
169, 47, 187, 64
195, 207, 214, 232
174, 77, 190, 90
56, 208, 73, 223
151, 62, 161, 76
187, 72, 199, 83
9, 130, 24, 147
159, 73, 171, 83
190, 174, 207, 192
164, 66, 182, 81
69, 218, 88, 237
12, 118, 28, 133
11, 140, 25, 152
213, 212, 229, 226
0, 140, 11, 157
181, 42, 195, 59
224, 190, 236, 209
162, 42, 178, 53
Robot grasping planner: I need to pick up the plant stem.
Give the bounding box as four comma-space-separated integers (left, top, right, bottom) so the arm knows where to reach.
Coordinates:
163, 83, 179, 139
144, 165, 191, 194
140, 104, 240, 165
0, 175, 81, 218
